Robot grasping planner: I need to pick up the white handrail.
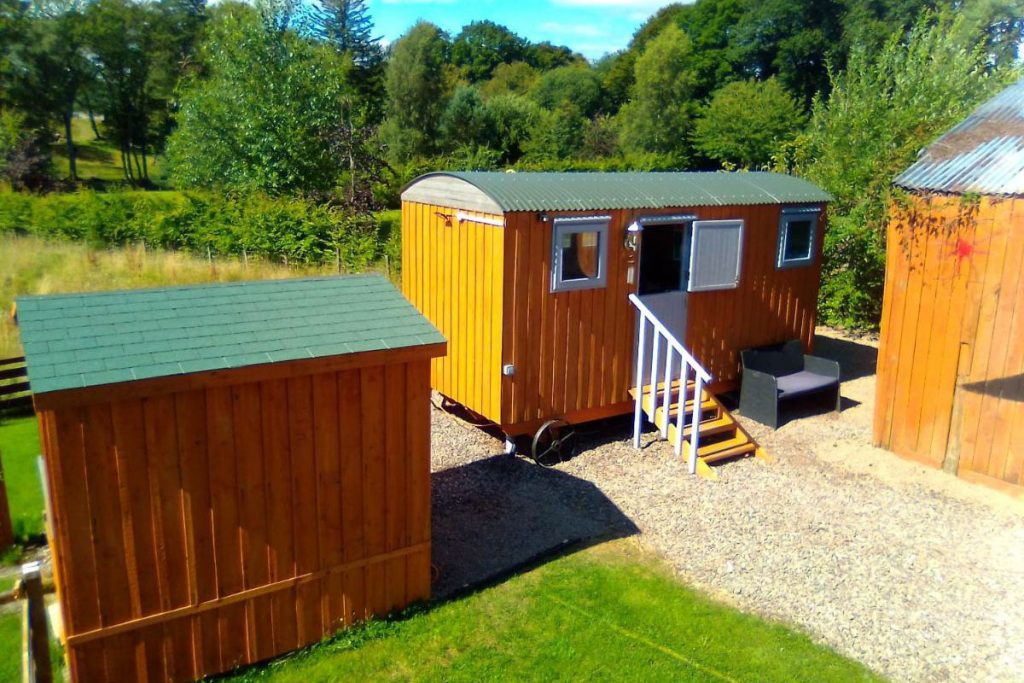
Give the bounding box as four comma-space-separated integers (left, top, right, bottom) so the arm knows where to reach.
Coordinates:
629, 293, 712, 475
628, 295, 710, 383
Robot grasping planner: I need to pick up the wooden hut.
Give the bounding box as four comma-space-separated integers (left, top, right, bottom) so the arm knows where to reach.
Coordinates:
875, 79, 1024, 496
17, 275, 445, 682
402, 171, 830, 471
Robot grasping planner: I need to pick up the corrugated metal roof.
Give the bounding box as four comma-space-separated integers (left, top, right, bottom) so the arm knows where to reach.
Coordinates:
17, 275, 445, 395
406, 171, 831, 212
895, 79, 1024, 197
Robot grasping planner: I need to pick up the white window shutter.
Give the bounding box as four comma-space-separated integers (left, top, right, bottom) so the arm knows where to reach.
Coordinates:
688, 219, 744, 292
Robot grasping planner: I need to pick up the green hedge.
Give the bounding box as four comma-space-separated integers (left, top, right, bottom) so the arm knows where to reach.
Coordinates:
0, 190, 397, 269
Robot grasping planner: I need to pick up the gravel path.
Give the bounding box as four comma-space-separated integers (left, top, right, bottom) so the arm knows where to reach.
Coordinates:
429, 329, 1024, 682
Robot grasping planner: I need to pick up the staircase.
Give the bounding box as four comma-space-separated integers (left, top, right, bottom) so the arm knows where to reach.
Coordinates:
629, 295, 764, 479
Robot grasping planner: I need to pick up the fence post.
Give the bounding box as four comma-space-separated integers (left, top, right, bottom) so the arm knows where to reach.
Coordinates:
0, 452, 13, 552
21, 561, 52, 683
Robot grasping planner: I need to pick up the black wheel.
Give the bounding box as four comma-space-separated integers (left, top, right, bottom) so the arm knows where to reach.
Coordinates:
530, 419, 577, 466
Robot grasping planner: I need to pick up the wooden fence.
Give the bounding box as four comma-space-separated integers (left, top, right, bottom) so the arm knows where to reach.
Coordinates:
0, 357, 31, 413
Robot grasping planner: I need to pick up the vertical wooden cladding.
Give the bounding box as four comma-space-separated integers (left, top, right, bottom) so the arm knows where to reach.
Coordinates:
499, 205, 824, 432
875, 194, 1024, 493
685, 204, 824, 388
402, 201, 504, 420
501, 210, 636, 432
38, 358, 433, 682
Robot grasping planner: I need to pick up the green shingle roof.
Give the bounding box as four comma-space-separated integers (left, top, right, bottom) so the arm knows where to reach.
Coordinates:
17, 275, 444, 395
406, 171, 831, 212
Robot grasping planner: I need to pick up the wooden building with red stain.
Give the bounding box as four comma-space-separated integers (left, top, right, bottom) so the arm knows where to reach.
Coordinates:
402, 171, 830, 468
875, 79, 1024, 496
16, 275, 445, 681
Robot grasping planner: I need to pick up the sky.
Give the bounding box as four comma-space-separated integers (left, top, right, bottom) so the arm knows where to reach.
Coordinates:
368, 0, 683, 61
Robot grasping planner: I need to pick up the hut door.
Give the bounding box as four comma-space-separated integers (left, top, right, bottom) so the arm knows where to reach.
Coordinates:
635, 223, 691, 386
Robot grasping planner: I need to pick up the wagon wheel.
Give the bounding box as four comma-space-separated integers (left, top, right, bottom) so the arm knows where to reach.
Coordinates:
530, 419, 577, 466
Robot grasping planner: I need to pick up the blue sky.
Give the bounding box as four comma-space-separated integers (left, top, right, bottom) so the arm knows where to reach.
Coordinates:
368, 0, 682, 61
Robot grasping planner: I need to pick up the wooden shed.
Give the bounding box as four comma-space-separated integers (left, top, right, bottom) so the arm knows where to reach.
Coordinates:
17, 275, 445, 682
875, 79, 1024, 496
402, 171, 830, 471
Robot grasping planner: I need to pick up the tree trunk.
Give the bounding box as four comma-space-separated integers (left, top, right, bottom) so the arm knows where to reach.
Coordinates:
63, 112, 77, 181
88, 110, 102, 140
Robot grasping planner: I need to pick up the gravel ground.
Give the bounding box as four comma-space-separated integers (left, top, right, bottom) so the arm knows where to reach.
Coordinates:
429, 329, 1024, 682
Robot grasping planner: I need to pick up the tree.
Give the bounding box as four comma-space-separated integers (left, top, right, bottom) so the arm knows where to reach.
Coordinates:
484, 94, 540, 164
10, 0, 92, 181
451, 20, 525, 83
380, 21, 449, 163
480, 61, 537, 99
522, 100, 587, 162
529, 65, 604, 119
0, 108, 53, 190
524, 41, 580, 70
791, 12, 1014, 328
439, 85, 494, 153
164, 4, 355, 195
617, 24, 696, 162
694, 78, 804, 168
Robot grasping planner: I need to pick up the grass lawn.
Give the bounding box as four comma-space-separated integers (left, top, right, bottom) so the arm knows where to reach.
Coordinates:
230, 542, 882, 682
52, 116, 164, 185
0, 416, 44, 541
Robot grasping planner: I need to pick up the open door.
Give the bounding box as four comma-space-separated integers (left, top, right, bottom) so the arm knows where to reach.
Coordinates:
634, 221, 691, 386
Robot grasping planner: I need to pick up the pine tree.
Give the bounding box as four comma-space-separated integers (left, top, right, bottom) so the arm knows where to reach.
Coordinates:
306, 0, 379, 66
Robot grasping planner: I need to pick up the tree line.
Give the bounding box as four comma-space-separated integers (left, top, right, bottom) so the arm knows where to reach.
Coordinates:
0, 0, 1021, 327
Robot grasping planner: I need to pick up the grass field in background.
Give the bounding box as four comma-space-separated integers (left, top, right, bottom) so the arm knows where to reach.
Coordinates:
229, 542, 881, 682
0, 234, 349, 358
52, 117, 164, 185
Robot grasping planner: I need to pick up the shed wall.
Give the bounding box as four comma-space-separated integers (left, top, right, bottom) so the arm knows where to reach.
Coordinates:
38, 358, 433, 682
401, 201, 505, 420
500, 205, 824, 433
875, 195, 1024, 493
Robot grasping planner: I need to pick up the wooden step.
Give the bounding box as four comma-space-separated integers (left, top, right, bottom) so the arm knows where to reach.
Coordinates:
652, 398, 718, 422
693, 433, 757, 463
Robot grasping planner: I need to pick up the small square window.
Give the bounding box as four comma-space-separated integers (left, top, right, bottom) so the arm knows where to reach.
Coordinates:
551, 217, 609, 292
777, 210, 819, 269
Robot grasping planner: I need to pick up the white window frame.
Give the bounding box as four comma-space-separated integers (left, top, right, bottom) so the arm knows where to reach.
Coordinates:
688, 219, 744, 292
776, 207, 820, 269
550, 215, 610, 293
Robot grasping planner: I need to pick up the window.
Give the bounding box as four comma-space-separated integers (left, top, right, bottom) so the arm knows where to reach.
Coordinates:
688, 219, 744, 292
550, 216, 609, 292
777, 209, 819, 268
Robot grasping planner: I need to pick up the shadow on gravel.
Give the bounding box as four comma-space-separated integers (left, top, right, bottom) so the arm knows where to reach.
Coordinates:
813, 334, 878, 382
431, 453, 639, 599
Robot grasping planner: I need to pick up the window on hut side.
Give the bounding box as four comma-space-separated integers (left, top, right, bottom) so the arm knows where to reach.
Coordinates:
550, 216, 609, 292
777, 209, 819, 269
688, 219, 744, 292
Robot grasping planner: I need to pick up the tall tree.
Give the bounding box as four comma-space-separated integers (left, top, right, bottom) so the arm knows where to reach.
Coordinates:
450, 20, 525, 83
529, 65, 604, 119
694, 78, 804, 169
617, 24, 696, 163
792, 12, 1015, 328
380, 21, 449, 163
165, 3, 356, 195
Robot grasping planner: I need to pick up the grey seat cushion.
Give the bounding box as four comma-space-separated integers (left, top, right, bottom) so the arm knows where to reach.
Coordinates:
776, 371, 839, 398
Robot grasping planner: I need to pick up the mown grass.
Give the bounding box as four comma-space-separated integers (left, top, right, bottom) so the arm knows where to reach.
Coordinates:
52, 117, 164, 185
0, 416, 44, 541
228, 542, 882, 682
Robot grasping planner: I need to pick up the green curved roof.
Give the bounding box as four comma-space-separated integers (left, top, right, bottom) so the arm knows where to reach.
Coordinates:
402, 171, 830, 213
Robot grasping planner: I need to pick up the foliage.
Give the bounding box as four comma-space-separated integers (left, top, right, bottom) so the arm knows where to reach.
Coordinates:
483, 94, 540, 164
694, 78, 804, 169
380, 21, 449, 164
451, 20, 526, 83
791, 12, 1015, 328
479, 61, 538, 99
223, 542, 882, 682
165, 4, 355, 196
529, 64, 604, 119
0, 108, 53, 191
0, 190, 392, 267
617, 24, 696, 163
